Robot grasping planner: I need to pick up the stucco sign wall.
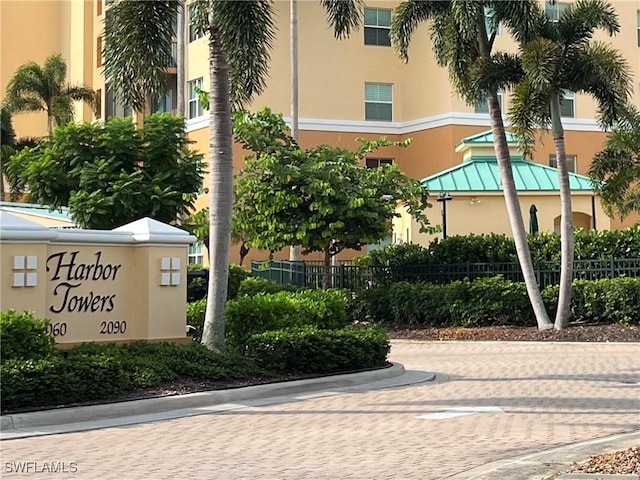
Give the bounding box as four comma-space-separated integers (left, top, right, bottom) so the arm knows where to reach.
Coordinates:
1, 213, 195, 345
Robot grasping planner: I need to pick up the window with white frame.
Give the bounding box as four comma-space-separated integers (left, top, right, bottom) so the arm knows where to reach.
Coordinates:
188, 242, 204, 265
545, 2, 569, 22
475, 89, 503, 114
365, 158, 394, 169
364, 8, 391, 46
549, 154, 577, 173
188, 78, 204, 119
484, 6, 501, 37
559, 91, 575, 117
189, 3, 204, 42
365, 83, 393, 121
636, 10, 640, 47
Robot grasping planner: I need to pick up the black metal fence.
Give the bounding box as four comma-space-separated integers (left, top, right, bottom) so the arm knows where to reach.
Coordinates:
251, 258, 640, 291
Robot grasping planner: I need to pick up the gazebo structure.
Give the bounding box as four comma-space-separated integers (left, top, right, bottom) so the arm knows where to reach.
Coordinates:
393, 130, 608, 245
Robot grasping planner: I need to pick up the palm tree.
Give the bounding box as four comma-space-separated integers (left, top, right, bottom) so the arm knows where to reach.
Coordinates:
103, 0, 362, 351
4, 54, 97, 135
392, 0, 553, 330
509, 0, 631, 329
589, 104, 640, 220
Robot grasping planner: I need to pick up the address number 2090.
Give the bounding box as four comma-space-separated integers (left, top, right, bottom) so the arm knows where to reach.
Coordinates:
99, 321, 127, 335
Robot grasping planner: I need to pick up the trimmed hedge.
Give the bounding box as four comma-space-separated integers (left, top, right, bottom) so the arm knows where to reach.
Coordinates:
186, 264, 251, 302
356, 226, 640, 266
246, 325, 390, 373
350, 277, 640, 327
225, 289, 349, 348
237, 277, 304, 297
0, 310, 55, 362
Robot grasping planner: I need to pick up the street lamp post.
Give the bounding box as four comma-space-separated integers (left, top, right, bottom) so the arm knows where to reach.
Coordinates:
436, 192, 453, 239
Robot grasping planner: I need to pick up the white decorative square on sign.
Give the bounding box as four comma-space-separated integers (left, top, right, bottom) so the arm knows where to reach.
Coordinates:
171, 272, 180, 286
26, 273, 38, 287
26, 255, 37, 269
161, 257, 171, 270
13, 256, 25, 269
161, 272, 171, 286
171, 257, 181, 269
13, 273, 25, 287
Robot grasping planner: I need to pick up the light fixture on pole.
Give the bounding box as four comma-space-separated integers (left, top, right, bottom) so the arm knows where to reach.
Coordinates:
436, 192, 453, 239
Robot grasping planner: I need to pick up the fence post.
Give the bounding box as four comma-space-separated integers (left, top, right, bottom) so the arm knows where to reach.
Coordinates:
610, 257, 615, 278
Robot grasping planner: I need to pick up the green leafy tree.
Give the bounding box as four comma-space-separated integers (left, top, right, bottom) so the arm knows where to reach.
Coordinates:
103, 0, 363, 351
392, 0, 554, 330
509, 0, 631, 329
233, 108, 432, 288
590, 105, 640, 220
4, 54, 97, 134
7, 114, 204, 229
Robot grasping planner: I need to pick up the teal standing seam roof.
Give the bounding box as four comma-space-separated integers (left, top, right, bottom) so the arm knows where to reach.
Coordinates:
421, 157, 596, 193
0, 202, 73, 221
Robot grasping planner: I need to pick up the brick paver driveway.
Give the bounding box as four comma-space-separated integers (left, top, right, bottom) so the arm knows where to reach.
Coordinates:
2, 341, 639, 480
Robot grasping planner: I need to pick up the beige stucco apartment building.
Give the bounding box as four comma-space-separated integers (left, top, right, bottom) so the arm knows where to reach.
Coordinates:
2, 0, 639, 263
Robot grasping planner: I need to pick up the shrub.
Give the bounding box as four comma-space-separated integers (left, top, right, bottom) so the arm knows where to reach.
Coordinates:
237, 277, 304, 297
0, 310, 55, 362
228, 265, 251, 300
186, 265, 251, 302
351, 277, 640, 327
187, 275, 207, 302
186, 299, 207, 342
246, 325, 390, 373
225, 290, 349, 348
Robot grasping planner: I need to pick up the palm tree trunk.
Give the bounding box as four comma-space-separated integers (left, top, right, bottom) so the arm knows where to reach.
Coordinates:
201, 25, 233, 352
488, 93, 553, 330
550, 94, 574, 330
176, 0, 186, 117
47, 114, 54, 135
289, 0, 302, 262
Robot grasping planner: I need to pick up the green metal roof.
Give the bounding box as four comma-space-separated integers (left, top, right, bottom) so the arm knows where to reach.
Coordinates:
421, 157, 596, 193
0, 202, 74, 222
455, 130, 523, 148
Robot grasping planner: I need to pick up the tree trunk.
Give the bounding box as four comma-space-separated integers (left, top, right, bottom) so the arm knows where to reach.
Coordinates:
201, 23, 233, 352
475, 10, 552, 330
176, 0, 186, 118
288, 0, 302, 262
322, 244, 332, 290
47, 114, 54, 135
239, 242, 249, 266
550, 94, 574, 330
487, 93, 552, 330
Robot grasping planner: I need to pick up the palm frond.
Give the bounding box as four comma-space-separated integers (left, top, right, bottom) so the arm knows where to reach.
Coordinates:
103, 0, 179, 112
62, 84, 98, 114
564, 42, 631, 128
319, 0, 363, 39
42, 54, 67, 97
469, 52, 524, 98
213, 0, 276, 109
391, 0, 450, 62
4, 63, 48, 113
521, 37, 562, 89
508, 78, 552, 158
557, 0, 619, 48
492, 0, 545, 45
51, 95, 75, 127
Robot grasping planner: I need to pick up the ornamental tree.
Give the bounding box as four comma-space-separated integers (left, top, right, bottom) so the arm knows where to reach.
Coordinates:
8, 113, 204, 229
233, 108, 432, 288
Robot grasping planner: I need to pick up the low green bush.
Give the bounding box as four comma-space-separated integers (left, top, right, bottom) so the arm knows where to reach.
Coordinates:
1, 341, 258, 412
0, 310, 55, 362
350, 277, 640, 327
228, 265, 251, 300
237, 277, 304, 297
186, 299, 207, 341
186, 265, 251, 302
246, 325, 390, 373
225, 289, 349, 348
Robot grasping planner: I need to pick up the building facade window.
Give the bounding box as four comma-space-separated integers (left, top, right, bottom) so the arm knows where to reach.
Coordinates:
152, 89, 174, 114
188, 78, 204, 119
475, 90, 503, 114
105, 83, 131, 120
365, 158, 394, 169
95, 89, 102, 119
97, 0, 102, 16
189, 4, 204, 42
96, 36, 102, 68
560, 91, 575, 117
364, 8, 391, 46
549, 154, 577, 173
188, 242, 204, 265
545, 2, 569, 22
365, 83, 392, 121
637, 10, 640, 47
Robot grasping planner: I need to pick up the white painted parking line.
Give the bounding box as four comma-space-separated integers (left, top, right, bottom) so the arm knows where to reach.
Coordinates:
417, 406, 504, 420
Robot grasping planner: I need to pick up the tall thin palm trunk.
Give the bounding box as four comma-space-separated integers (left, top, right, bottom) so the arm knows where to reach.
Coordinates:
289, 0, 302, 261
550, 94, 573, 329
487, 93, 553, 330
201, 25, 233, 352
176, 0, 185, 117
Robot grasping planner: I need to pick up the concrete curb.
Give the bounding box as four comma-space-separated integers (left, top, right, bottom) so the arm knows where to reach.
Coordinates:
446, 430, 640, 480
1, 363, 434, 439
